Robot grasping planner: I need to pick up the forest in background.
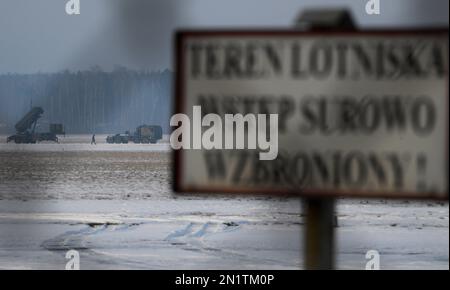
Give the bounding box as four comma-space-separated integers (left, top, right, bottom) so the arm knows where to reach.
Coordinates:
0, 67, 172, 134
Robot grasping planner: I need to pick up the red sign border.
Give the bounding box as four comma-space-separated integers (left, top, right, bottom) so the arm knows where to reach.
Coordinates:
173, 29, 449, 200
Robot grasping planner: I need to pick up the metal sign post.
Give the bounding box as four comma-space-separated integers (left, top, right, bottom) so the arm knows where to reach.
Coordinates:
304, 198, 335, 269
296, 9, 356, 270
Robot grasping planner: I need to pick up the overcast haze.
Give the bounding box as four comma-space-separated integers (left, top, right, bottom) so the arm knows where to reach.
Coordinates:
0, 0, 448, 73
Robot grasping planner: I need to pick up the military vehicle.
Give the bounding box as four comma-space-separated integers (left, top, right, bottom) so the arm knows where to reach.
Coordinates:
106, 125, 163, 144
7, 107, 61, 144
106, 133, 130, 144
132, 125, 162, 144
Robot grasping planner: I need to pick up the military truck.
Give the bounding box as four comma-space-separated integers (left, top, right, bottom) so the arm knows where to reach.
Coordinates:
132, 125, 162, 144
106, 125, 163, 144
6, 107, 60, 144
106, 133, 130, 144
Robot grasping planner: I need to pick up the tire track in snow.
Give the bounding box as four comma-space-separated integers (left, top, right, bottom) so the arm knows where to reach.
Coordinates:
164, 221, 297, 268
41, 223, 156, 269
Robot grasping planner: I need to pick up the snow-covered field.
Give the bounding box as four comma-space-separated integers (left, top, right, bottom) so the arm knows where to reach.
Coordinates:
0, 135, 448, 269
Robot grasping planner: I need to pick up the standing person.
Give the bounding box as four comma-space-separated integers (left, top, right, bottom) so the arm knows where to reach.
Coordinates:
91, 134, 96, 145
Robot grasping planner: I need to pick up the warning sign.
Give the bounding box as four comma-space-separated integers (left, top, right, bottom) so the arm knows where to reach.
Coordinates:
173, 30, 449, 199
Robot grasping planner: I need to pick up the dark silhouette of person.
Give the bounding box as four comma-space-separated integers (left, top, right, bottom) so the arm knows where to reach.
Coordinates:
91, 134, 96, 145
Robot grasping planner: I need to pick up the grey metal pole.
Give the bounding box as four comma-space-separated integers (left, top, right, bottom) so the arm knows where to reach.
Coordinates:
303, 198, 335, 269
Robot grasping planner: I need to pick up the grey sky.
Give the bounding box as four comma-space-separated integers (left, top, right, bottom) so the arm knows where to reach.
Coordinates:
0, 0, 448, 73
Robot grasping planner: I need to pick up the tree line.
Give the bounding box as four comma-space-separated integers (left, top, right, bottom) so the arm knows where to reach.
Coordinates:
0, 67, 172, 134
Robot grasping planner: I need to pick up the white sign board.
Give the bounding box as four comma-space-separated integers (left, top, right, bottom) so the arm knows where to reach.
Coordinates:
174, 30, 449, 199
